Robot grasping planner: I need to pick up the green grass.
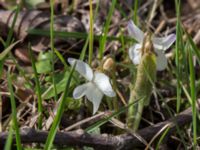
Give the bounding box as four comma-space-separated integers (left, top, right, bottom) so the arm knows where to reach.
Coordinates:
4, 126, 14, 150
44, 64, 76, 150
175, 0, 183, 113
188, 43, 197, 147
186, 32, 200, 64
5, 5, 20, 47
0, 41, 21, 60
54, 48, 68, 68
28, 44, 43, 129
174, 0, 198, 148
98, 0, 117, 59
28, 29, 134, 42
186, 34, 200, 144
2, 5, 22, 150
155, 126, 170, 150
133, 0, 139, 25
7, 71, 22, 150
50, 0, 58, 101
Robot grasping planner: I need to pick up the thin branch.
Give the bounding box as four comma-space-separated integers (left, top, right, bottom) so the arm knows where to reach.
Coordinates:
0, 107, 193, 150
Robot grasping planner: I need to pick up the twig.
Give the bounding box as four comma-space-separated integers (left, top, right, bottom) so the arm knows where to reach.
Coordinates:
155, 20, 166, 35
193, 30, 200, 44
64, 112, 109, 131
148, 0, 161, 24
0, 107, 194, 150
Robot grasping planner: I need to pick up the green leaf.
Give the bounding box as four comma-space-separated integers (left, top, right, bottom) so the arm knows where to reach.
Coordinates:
66, 97, 81, 110
24, 0, 45, 8
36, 60, 52, 74
42, 70, 76, 99
35, 51, 53, 74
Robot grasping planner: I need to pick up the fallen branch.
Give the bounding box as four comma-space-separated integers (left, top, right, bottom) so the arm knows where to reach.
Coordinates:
0, 107, 193, 150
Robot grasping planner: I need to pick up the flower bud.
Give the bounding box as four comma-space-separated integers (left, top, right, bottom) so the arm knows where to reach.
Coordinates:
103, 57, 115, 71
142, 32, 154, 54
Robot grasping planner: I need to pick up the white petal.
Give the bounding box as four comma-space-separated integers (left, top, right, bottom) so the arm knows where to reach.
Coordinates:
68, 58, 93, 81
93, 72, 116, 97
155, 50, 168, 71
127, 20, 144, 43
153, 34, 176, 50
73, 83, 89, 99
85, 82, 104, 114
129, 44, 142, 65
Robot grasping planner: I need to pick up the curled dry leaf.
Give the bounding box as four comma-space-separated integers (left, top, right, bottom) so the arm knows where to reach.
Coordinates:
0, 10, 86, 63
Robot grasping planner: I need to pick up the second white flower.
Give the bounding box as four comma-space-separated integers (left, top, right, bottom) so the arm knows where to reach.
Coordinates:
127, 20, 176, 71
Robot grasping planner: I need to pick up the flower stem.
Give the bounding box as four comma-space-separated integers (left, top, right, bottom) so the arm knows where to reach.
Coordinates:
127, 34, 156, 131
102, 57, 118, 113
112, 74, 119, 113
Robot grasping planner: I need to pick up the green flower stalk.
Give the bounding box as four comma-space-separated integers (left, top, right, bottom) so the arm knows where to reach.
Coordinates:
127, 20, 176, 131
127, 33, 156, 131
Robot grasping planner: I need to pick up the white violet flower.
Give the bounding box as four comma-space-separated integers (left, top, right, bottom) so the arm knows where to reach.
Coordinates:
127, 20, 176, 71
68, 58, 116, 114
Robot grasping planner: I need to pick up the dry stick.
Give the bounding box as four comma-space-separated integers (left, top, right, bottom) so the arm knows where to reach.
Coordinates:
120, 107, 193, 149
154, 20, 166, 35
148, 0, 160, 24
193, 30, 200, 44
64, 112, 108, 131
0, 107, 194, 150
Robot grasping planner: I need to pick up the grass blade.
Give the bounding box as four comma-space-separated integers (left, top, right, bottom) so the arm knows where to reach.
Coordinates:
5, 5, 20, 47
4, 127, 13, 150
155, 126, 170, 150
133, 0, 139, 24
28, 29, 134, 42
50, 0, 58, 101
44, 64, 76, 150
88, 0, 94, 65
185, 32, 200, 64
0, 40, 21, 79
28, 44, 43, 129
85, 98, 142, 133
175, 0, 183, 113
7, 71, 22, 150
0, 40, 21, 60
54, 48, 68, 68
188, 45, 197, 148
99, 0, 117, 59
